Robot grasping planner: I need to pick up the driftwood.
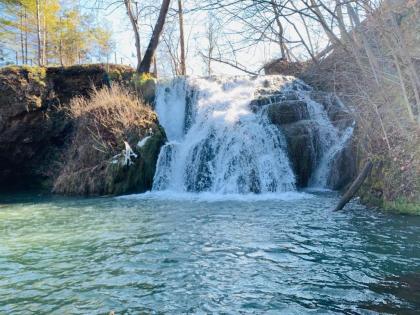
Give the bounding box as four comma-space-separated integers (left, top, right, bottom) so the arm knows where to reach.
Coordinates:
334, 161, 373, 211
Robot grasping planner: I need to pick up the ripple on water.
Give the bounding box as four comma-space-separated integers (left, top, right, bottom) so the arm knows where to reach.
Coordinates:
0, 192, 419, 314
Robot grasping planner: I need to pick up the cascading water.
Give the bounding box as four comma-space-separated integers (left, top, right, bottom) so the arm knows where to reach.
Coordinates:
153, 75, 353, 194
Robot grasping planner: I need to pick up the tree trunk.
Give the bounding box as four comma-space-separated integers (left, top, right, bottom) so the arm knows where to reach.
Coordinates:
270, 0, 287, 60
124, 0, 142, 72
59, 16, 63, 66
42, 0, 47, 65
178, 0, 186, 75
24, 7, 28, 64
20, 10, 24, 64
334, 161, 373, 211
35, 0, 43, 66
139, 0, 171, 74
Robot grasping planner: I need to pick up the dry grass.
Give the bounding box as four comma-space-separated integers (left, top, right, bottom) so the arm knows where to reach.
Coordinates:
68, 83, 155, 150
53, 84, 159, 195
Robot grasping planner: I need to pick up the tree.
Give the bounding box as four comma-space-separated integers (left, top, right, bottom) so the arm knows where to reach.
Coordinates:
138, 0, 171, 73
35, 0, 42, 65
178, 0, 186, 75
0, 0, 114, 66
124, 0, 142, 72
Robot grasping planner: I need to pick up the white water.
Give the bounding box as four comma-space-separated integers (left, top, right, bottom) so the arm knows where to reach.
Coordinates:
153, 75, 351, 194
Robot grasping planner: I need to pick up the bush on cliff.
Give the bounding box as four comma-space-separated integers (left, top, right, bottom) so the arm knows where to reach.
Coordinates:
53, 84, 165, 196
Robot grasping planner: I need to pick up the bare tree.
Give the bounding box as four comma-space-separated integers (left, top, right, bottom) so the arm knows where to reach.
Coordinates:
139, 0, 171, 73
204, 14, 216, 75
124, 0, 142, 72
178, 0, 186, 75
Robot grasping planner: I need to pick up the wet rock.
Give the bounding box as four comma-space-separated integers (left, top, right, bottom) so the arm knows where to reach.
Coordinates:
267, 100, 310, 125
326, 139, 357, 190
281, 120, 322, 187
310, 91, 353, 130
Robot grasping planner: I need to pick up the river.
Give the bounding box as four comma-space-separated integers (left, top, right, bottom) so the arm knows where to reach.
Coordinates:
1, 191, 419, 314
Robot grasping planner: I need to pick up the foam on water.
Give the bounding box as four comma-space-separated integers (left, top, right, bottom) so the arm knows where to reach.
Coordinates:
118, 190, 313, 202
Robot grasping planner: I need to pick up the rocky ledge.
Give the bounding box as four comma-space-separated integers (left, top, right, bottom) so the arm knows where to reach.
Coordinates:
256, 84, 356, 190
0, 65, 165, 195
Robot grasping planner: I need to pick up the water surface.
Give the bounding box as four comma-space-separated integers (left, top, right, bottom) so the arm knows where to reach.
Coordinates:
1, 192, 419, 314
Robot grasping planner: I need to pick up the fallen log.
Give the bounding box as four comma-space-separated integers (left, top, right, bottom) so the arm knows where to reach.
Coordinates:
334, 160, 373, 211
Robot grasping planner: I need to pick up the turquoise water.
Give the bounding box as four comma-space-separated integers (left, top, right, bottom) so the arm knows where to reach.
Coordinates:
0, 191, 419, 314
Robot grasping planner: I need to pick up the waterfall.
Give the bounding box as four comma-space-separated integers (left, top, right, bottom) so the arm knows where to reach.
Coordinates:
153, 75, 353, 194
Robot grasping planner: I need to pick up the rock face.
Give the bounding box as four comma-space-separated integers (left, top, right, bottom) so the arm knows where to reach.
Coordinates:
326, 140, 356, 190
0, 66, 68, 188
281, 121, 322, 187
0, 65, 165, 195
309, 91, 356, 190
263, 87, 356, 189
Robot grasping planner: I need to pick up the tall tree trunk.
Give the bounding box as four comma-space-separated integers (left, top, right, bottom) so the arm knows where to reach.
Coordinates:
178, 0, 186, 75
35, 0, 43, 66
20, 9, 24, 64
124, 0, 142, 72
43, 0, 47, 65
59, 37, 63, 66
307, 0, 343, 49
59, 16, 63, 66
139, 0, 171, 73
24, 7, 28, 64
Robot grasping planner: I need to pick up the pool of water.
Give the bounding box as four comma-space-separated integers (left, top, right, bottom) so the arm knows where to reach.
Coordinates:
0, 191, 419, 314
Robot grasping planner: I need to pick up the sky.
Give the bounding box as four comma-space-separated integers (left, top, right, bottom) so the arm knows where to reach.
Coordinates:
101, 1, 281, 77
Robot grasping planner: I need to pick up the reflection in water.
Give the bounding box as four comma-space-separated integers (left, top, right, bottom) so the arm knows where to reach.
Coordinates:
0, 192, 419, 314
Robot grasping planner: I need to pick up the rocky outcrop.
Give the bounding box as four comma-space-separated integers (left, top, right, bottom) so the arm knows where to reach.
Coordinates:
326, 139, 357, 190
263, 87, 356, 189
0, 66, 67, 188
0, 64, 165, 195
310, 91, 353, 130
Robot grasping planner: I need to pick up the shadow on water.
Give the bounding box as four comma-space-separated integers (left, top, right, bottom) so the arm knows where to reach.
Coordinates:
359, 273, 420, 314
